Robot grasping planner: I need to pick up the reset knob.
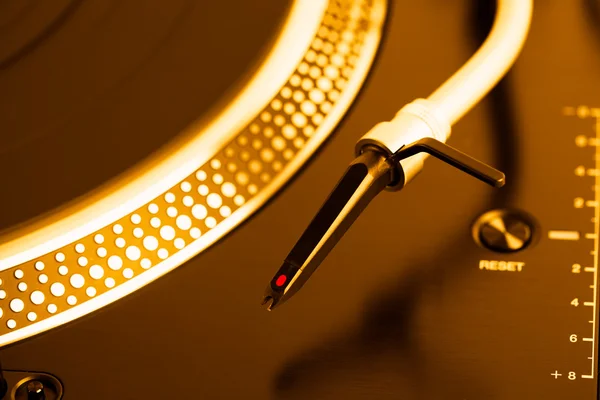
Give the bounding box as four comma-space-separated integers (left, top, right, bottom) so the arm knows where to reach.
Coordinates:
474, 210, 533, 253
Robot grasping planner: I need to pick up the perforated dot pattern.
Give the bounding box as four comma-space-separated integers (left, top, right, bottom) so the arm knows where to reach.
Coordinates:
0, 0, 385, 343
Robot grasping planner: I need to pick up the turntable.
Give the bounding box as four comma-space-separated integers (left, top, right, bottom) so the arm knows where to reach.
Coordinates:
1, 0, 600, 399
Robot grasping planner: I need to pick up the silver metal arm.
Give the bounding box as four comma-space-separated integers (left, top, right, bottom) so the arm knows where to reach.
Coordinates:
356, 0, 533, 189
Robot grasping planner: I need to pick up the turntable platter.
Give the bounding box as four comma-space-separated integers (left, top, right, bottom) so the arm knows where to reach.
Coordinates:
0, 0, 387, 351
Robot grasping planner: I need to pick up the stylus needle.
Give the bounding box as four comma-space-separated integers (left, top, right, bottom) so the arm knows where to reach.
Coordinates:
261, 148, 393, 311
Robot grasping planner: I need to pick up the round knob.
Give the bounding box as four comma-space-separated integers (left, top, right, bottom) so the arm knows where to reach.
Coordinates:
27, 381, 45, 400
475, 210, 533, 252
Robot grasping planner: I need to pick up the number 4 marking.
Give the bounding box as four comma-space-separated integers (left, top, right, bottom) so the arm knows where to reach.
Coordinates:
572, 298, 580, 306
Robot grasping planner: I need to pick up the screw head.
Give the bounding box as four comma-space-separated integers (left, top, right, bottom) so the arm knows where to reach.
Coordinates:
26, 380, 45, 400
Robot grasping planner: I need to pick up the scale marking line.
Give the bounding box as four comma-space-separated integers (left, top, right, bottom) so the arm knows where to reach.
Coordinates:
589, 112, 600, 379
584, 301, 595, 306
585, 267, 596, 272
547, 230, 580, 240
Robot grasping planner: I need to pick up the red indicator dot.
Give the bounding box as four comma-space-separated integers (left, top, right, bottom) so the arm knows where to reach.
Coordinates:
275, 274, 287, 287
